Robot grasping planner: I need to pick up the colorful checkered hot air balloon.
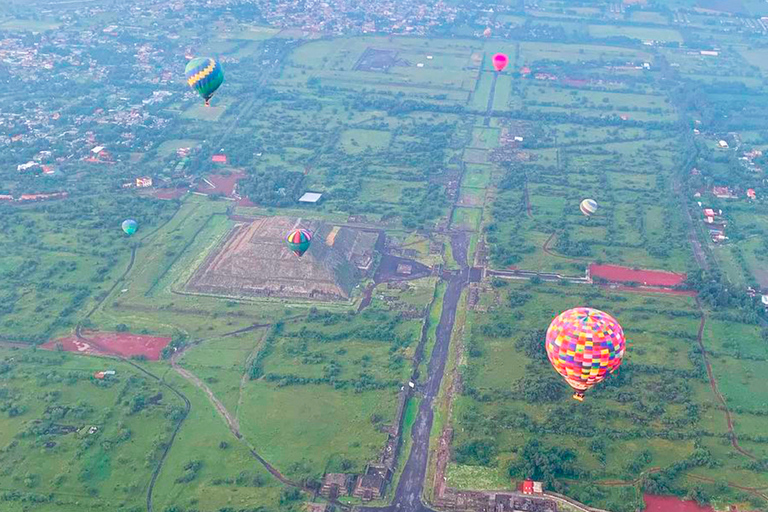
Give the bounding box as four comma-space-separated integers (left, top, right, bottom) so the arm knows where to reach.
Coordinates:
545, 307, 625, 401
580, 199, 598, 217
286, 228, 312, 257
185, 57, 224, 107
122, 219, 138, 236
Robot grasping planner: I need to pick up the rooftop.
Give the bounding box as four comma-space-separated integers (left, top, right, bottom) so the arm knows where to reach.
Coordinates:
299, 192, 323, 203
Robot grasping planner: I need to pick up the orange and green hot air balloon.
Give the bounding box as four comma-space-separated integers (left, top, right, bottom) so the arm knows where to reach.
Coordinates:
286, 228, 312, 257
545, 307, 626, 401
185, 57, 224, 106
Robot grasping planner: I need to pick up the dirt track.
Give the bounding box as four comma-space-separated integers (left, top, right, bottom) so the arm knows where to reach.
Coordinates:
361, 233, 470, 512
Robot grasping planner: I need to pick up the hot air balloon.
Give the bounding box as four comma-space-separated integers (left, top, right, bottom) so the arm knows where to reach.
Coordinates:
185, 57, 224, 107
545, 307, 625, 401
580, 199, 598, 217
492, 53, 508, 72
483, 27, 492, 38
122, 219, 138, 236
286, 228, 312, 257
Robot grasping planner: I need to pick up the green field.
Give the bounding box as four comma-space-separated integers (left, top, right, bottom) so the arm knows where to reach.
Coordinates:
3, 3, 768, 511
588, 25, 683, 43
445, 281, 768, 510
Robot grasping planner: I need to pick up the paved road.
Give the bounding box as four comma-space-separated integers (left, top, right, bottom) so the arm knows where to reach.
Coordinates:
362, 233, 470, 512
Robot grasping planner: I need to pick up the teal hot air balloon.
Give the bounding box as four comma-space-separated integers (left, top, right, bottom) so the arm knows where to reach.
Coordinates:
122, 219, 138, 236
286, 228, 312, 257
185, 57, 224, 106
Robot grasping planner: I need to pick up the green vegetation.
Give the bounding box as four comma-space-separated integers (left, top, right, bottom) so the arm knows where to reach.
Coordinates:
3, 1, 768, 511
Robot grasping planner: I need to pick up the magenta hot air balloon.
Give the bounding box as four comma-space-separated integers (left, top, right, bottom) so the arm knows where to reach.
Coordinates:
492, 53, 509, 72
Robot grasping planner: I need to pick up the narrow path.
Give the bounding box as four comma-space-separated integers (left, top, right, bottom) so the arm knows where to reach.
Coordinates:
169, 345, 301, 488
236, 331, 267, 425
484, 72, 498, 127
74, 326, 190, 512
692, 297, 756, 461
172, 362, 241, 433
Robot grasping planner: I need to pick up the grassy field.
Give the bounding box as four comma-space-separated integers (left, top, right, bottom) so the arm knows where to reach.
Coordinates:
587, 25, 683, 42
444, 281, 768, 508
0, 348, 180, 511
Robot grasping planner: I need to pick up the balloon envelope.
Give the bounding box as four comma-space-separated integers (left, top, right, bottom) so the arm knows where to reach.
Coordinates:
185, 57, 224, 104
492, 53, 508, 72
286, 228, 312, 257
122, 219, 138, 236
580, 199, 598, 217
545, 307, 625, 396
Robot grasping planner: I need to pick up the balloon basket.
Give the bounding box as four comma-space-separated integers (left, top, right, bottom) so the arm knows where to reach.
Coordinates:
572, 392, 584, 402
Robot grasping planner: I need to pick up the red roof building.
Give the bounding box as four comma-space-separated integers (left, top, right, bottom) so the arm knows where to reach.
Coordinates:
747, 188, 756, 199
211, 154, 227, 164
522, 480, 534, 495
520, 66, 531, 75
704, 208, 715, 217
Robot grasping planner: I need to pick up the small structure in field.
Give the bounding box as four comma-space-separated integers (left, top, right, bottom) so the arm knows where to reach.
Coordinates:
299, 192, 323, 203
320, 473, 353, 499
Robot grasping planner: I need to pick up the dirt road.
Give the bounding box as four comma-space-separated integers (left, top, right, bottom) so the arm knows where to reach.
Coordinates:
362, 233, 470, 512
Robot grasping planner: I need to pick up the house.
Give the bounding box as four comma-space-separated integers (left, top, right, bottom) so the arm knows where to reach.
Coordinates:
211, 154, 227, 164
762, 295, 768, 307
136, 176, 153, 188
299, 192, 322, 203
703, 208, 716, 218
91, 145, 105, 155
533, 481, 543, 494
700, 50, 719, 56
747, 188, 756, 199
717, 140, 729, 149
712, 187, 736, 199
17, 161, 38, 172
320, 473, 353, 499
522, 480, 534, 495
396, 264, 412, 276
0, 195, 14, 201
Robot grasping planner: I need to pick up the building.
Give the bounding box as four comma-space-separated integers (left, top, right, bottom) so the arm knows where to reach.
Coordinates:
717, 140, 729, 149
136, 176, 153, 188
299, 192, 322, 203
701, 50, 719, 56
352, 474, 386, 501
0, 195, 14, 201
522, 480, 534, 495
712, 187, 736, 199
703, 208, 716, 218
211, 154, 227, 164
747, 188, 756, 199
17, 161, 38, 172
396, 263, 412, 276
762, 295, 768, 307
320, 473, 353, 499
91, 146, 105, 155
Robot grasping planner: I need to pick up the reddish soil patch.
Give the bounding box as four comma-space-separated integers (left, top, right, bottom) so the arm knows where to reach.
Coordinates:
644, 495, 714, 512
153, 187, 188, 200
590, 264, 686, 287
42, 331, 171, 360
237, 196, 257, 207
197, 171, 246, 197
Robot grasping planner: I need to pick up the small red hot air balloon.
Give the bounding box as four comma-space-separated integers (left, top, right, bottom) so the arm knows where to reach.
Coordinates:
492, 53, 508, 72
